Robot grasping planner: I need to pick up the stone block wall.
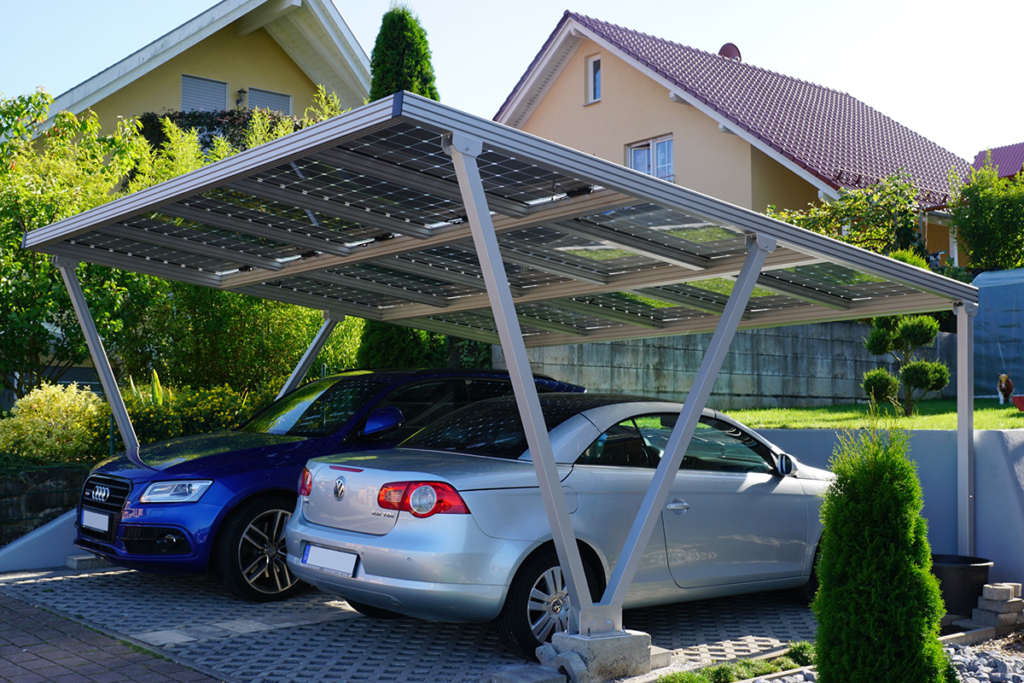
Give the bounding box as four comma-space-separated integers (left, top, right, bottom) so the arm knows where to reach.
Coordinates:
495, 321, 957, 409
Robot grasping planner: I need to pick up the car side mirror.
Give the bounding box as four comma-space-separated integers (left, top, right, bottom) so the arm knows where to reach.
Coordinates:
362, 407, 404, 437
777, 453, 797, 476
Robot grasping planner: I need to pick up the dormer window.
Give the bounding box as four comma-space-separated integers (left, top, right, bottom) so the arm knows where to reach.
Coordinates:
586, 55, 601, 104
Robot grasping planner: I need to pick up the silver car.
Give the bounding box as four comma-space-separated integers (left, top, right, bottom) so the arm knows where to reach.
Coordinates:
286, 394, 831, 658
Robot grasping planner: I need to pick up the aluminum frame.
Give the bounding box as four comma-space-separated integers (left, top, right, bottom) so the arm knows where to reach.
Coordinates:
23, 91, 982, 643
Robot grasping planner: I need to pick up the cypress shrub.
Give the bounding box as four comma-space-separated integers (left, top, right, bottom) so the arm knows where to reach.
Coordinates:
813, 423, 953, 683
368, 4, 439, 103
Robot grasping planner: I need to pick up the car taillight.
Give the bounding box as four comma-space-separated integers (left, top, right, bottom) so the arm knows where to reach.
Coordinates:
377, 481, 470, 518
299, 467, 312, 497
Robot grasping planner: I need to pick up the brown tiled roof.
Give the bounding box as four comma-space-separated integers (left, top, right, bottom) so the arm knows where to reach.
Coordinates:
973, 142, 1024, 178
497, 11, 969, 206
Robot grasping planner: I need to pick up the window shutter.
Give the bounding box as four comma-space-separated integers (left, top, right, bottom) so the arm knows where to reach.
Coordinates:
181, 75, 227, 112
248, 88, 292, 115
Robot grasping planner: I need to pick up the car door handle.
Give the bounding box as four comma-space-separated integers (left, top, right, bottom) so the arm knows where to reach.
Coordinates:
665, 500, 690, 511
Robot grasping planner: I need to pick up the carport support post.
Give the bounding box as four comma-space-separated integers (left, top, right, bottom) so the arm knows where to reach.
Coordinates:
445, 132, 594, 635
603, 234, 776, 608
277, 310, 340, 400
955, 301, 977, 556
52, 256, 140, 455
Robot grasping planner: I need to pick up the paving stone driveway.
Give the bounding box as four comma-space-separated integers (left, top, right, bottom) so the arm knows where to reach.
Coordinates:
0, 569, 816, 682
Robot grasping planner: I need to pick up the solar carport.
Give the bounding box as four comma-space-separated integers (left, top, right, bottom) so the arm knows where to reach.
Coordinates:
24, 92, 979, 675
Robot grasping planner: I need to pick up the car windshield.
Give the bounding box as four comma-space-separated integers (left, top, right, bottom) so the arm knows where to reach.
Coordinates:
240, 376, 385, 437
398, 395, 593, 459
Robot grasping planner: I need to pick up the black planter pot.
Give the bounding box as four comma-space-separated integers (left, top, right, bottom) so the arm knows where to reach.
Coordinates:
931, 554, 994, 616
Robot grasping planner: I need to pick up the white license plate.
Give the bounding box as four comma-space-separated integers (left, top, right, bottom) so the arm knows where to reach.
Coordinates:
81, 509, 109, 533
302, 544, 357, 577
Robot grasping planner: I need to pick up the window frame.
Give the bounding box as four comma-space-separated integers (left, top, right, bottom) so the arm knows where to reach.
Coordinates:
180, 74, 229, 112
248, 87, 293, 115
585, 55, 602, 104
627, 135, 674, 182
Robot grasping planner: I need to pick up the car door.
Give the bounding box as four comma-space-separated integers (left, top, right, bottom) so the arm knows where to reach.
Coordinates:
568, 418, 674, 599
647, 414, 809, 589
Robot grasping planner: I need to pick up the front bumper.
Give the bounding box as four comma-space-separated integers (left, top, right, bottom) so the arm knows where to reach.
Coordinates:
286, 509, 531, 622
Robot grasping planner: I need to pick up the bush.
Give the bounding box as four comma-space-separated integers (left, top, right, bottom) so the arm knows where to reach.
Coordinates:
901, 361, 950, 417
0, 383, 107, 464
813, 422, 952, 683
356, 320, 446, 369
862, 368, 899, 404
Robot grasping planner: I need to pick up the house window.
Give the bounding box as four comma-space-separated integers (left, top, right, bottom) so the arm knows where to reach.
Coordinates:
628, 136, 673, 182
181, 75, 228, 112
248, 88, 292, 115
586, 55, 601, 103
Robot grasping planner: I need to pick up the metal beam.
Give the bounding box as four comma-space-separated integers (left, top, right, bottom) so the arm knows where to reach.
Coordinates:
220, 189, 635, 289
602, 234, 776, 609
553, 220, 709, 270
398, 317, 501, 345
549, 299, 663, 330
162, 203, 352, 257
377, 247, 820, 322
98, 224, 285, 272
309, 270, 450, 308
46, 241, 224, 288
277, 311, 340, 400
228, 177, 433, 239
630, 287, 726, 315
52, 257, 140, 457
494, 243, 609, 285
310, 147, 530, 218
447, 131, 595, 635
754, 274, 851, 310
956, 301, 977, 555
382, 256, 525, 298
518, 315, 587, 336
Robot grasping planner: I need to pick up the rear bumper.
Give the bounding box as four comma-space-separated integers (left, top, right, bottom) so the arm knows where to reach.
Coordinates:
286, 510, 530, 622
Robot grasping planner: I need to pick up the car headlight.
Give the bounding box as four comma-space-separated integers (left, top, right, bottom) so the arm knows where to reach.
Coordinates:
140, 480, 213, 503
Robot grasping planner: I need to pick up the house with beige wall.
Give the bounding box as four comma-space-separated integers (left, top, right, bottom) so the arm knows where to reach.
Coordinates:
496, 11, 969, 265
48, 0, 369, 132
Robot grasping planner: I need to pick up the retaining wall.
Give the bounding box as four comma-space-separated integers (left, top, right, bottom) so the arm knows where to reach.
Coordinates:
762, 429, 1024, 584
497, 322, 957, 409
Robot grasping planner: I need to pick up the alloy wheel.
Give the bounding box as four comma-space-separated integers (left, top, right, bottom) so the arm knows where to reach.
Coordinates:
526, 566, 570, 642
237, 508, 298, 595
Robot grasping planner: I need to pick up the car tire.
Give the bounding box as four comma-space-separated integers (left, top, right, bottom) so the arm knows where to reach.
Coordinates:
496, 548, 600, 660
796, 543, 820, 604
216, 496, 305, 602
346, 600, 403, 620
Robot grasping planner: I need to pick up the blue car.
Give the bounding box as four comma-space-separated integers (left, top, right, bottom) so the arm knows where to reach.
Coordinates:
75, 369, 584, 601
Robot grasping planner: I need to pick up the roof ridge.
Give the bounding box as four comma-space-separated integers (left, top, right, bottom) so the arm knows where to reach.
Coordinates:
565, 10, 853, 99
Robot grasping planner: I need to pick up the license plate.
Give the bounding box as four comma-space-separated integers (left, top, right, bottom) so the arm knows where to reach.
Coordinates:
302, 544, 357, 577
81, 509, 109, 533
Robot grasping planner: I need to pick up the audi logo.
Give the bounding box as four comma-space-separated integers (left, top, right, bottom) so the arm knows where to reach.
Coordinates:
90, 485, 110, 503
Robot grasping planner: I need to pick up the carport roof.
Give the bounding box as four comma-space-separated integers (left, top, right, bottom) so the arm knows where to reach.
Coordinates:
24, 92, 977, 347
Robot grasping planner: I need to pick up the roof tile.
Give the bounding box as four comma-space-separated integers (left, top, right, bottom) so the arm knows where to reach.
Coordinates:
498, 12, 969, 204
972, 142, 1024, 178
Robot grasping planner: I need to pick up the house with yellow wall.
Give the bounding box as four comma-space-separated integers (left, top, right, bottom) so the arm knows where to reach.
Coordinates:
48, 0, 369, 133
496, 11, 968, 265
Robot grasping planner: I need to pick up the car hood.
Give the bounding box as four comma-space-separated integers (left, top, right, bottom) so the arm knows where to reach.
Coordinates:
97, 431, 308, 476
311, 448, 571, 490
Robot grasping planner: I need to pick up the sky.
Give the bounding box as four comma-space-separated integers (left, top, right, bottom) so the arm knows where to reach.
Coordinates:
0, 0, 1019, 162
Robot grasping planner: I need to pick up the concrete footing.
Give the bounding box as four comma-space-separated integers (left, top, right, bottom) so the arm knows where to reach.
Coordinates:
539, 630, 653, 683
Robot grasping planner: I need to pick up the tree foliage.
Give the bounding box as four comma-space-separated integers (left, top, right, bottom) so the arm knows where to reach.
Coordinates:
0, 90, 162, 399
813, 422, 954, 683
368, 4, 440, 103
949, 156, 1024, 271
768, 172, 926, 256
355, 323, 446, 369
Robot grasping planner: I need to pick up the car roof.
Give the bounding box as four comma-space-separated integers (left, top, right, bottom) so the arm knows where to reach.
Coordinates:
324, 368, 580, 386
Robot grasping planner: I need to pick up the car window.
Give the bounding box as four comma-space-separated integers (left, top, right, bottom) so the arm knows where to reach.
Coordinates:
682, 418, 773, 474
465, 379, 518, 402
577, 419, 655, 468
361, 380, 464, 442
240, 377, 385, 437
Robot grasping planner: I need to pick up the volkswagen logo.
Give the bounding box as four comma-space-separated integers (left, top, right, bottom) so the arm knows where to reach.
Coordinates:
91, 485, 110, 503
333, 477, 346, 501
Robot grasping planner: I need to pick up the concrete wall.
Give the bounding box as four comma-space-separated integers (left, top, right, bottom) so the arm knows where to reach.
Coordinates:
761, 429, 1024, 584
499, 322, 957, 410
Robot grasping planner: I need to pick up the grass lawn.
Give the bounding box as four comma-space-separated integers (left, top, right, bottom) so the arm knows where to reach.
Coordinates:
724, 398, 1024, 431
